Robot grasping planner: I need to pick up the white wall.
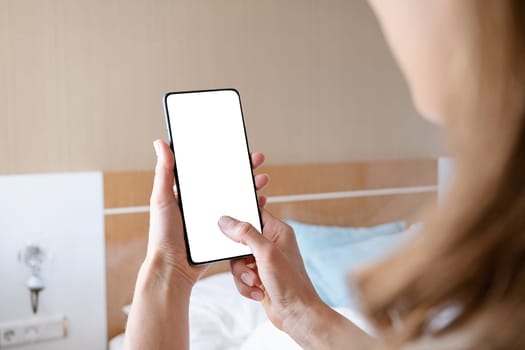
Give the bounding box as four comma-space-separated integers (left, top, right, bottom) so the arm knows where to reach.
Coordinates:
0, 172, 106, 350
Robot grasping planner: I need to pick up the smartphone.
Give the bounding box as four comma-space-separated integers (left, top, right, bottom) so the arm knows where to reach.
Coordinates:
163, 89, 262, 265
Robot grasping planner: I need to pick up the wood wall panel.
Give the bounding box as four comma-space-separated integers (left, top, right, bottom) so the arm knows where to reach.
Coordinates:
104, 171, 154, 209
105, 213, 149, 340
258, 159, 437, 196
266, 193, 435, 227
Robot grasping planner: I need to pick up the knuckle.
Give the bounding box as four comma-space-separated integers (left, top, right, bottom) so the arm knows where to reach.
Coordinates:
231, 264, 244, 276
149, 194, 174, 211
241, 290, 253, 299
149, 194, 164, 207
260, 244, 278, 261
234, 280, 252, 298
282, 222, 296, 238
236, 222, 253, 236
149, 194, 160, 207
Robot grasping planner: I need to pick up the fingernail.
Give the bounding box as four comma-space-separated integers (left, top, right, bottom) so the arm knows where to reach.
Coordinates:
251, 290, 264, 301
153, 140, 160, 158
240, 272, 252, 286
218, 216, 237, 230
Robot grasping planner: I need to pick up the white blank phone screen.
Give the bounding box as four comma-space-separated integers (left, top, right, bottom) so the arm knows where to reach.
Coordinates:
165, 90, 261, 264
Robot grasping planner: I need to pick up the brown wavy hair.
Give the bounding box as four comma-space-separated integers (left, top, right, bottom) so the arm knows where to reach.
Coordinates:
356, 1, 525, 348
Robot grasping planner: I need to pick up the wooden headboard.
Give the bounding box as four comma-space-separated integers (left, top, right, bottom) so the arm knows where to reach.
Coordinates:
103, 159, 437, 340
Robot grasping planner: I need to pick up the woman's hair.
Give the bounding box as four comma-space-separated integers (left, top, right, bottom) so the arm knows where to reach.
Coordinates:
356, 1, 525, 348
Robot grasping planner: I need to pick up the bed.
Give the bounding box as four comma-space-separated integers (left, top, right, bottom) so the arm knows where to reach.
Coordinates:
103, 159, 438, 349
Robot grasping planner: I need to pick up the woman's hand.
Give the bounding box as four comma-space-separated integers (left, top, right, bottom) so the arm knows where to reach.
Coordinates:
219, 211, 375, 349
218, 211, 323, 336
124, 140, 269, 350
146, 139, 269, 287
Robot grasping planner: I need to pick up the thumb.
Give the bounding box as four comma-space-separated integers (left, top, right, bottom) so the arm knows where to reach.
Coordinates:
151, 139, 176, 207
218, 216, 270, 258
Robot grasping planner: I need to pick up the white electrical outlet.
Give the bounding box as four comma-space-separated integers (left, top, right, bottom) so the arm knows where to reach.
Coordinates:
0, 314, 67, 348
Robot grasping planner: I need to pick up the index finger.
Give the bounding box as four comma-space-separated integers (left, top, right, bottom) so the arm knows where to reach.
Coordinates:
218, 216, 271, 258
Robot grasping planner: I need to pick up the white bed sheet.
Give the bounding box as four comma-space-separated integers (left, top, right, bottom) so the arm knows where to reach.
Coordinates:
109, 272, 372, 350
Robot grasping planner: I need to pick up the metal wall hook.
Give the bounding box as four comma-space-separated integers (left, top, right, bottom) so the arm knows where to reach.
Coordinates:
30, 288, 43, 314
19, 242, 47, 314
27, 275, 45, 314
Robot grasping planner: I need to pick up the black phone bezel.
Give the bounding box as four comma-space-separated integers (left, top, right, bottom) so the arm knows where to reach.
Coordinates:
163, 88, 263, 266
